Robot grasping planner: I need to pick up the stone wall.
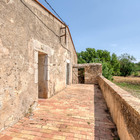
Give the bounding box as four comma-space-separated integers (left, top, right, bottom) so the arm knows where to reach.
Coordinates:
72, 68, 78, 84
0, 0, 77, 131
84, 64, 102, 84
98, 76, 140, 140
73, 63, 102, 84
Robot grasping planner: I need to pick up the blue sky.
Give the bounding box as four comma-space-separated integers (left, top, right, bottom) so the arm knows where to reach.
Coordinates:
38, 0, 140, 62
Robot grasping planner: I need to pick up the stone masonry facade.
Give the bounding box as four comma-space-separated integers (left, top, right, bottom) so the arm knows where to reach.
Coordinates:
0, 0, 77, 131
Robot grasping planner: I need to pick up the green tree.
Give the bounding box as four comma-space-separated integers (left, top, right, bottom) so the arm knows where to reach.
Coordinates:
77, 48, 115, 80
111, 53, 120, 75
77, 52, 87, 64
77, 48, 137, 79
102, 62, 113, 80
119, 53, 136, 76
135, 62, 140, 71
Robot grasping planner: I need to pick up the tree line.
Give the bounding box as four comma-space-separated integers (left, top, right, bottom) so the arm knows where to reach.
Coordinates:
77, 48, 139, 80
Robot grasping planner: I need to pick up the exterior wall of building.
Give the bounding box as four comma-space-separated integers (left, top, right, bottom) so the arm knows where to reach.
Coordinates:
0, 0, 77, 131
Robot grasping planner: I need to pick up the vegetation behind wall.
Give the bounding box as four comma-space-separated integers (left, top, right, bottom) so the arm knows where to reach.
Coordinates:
77, 48, 139, 80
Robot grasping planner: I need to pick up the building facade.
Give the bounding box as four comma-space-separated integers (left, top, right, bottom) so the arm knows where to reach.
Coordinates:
0, 0, 77, 130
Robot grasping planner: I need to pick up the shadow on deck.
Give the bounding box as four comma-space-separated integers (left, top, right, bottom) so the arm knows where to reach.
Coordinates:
0, 84, 119, 140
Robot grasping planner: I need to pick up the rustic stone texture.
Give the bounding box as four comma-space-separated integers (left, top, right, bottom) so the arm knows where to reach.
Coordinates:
0, 0, 77, 131
73, 63, 102, 84
1, 84, 119, 140
98, 76, 140, 140
72, 68, 78, 84
85, 64, 102, 84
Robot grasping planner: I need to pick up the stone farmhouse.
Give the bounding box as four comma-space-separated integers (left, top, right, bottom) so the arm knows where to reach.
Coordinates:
0, 0, 77, 130
0, 0, 140, 140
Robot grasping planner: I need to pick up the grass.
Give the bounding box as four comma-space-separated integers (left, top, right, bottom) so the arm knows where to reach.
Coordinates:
113, 76, 140, 99
113, 76, 140, 85
138, 71, 140, 76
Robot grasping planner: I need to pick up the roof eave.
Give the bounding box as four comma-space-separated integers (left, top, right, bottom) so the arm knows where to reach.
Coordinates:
33, 0, 77, 58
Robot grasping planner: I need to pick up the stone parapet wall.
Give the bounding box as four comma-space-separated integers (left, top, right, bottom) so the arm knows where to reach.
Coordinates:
98, 76, 140, 140
73, 63, 102, 84
72, 68, 78, 84
84, 64, 102, 84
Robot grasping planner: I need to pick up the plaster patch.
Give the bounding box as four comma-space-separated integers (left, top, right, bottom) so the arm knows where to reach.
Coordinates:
66, 59, 70, 63
10, 18, 14, 23
0, 101, 2, 109
28, 68, 34, 74
6, 0, 13, 4
0, 39, 9, 56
